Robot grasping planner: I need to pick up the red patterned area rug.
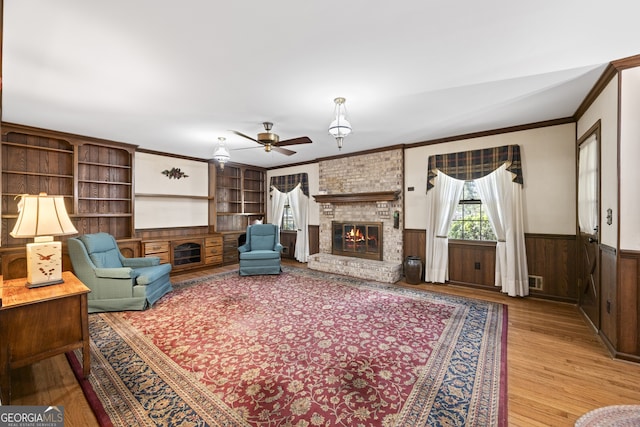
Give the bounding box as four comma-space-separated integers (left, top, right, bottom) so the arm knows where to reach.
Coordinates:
68, 266, 507, 426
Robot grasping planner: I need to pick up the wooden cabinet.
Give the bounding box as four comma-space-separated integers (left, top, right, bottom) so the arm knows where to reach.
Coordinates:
204, 235, 223, 265
143, 240, 171, 264
142, 234, 223, 272
0, 272, 91, 404
215, 165, 265, 232
222, 231, 244, 265
172, 238, 204, 269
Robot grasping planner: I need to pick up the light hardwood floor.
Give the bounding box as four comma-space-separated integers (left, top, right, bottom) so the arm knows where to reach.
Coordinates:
9, 260, 640, 426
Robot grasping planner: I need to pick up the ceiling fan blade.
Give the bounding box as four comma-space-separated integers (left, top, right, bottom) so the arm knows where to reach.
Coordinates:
277, 136, 312, 146
231, 146, 261, 151
231, 130, 261, 144
273, 146, 296, 156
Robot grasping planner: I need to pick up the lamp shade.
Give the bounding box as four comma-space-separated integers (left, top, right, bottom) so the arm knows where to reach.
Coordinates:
328, 115, 352, 138
328, 97, 352, 150
212, 137, 231, 170
10, 193, 78, 238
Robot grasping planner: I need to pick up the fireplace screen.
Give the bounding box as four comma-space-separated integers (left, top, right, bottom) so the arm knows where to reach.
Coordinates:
332, 221, 383, 261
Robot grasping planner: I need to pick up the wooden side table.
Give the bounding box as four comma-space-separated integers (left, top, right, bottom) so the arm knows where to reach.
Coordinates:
0, 271, 91, 404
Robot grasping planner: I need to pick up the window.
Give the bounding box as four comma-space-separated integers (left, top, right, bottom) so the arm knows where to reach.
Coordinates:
448, 181, 496, 241
281, 199, 296, 231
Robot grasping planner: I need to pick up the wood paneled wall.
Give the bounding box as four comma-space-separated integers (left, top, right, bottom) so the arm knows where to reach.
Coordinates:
403, 229, 578, 302
600, 245, 618, 349
618, 249, 640, 360
525, 233, 577, 302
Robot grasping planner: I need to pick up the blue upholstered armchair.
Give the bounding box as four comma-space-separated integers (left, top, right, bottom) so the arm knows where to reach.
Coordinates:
238, 224, 283, 276
68, 232, 173, 313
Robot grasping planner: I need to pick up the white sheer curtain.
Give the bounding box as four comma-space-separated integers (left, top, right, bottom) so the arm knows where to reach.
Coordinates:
270, 186, 287, 226
578, 134, 598, 234
425, 171, 465, 283
288, 183, 309, 262
474, 164, 529, 297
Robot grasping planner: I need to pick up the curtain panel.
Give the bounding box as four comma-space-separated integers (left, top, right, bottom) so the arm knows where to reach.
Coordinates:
270, 173, 309, 197
427, 145, 523, 192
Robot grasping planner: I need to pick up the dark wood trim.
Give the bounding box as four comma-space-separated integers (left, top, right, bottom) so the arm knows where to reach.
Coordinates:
2, 122, 137, 153
316, 144, 405, 163
135, 193, 213, 200
136, 147, 210, 163
449, 239, 496, 248
573, 65, 618, 121
524, 232, 577, 240
313, 191, 400, 204
610, 54, 640, 71
403, 118, 574, 149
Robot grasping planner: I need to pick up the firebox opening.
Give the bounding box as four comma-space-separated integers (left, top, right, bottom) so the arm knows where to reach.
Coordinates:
332, 221, 383, 261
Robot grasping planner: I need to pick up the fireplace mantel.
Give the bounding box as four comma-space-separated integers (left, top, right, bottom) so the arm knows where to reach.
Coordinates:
313, 191, 400, 204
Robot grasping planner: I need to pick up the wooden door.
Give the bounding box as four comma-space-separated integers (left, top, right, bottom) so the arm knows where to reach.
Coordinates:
577, 133, 600, 329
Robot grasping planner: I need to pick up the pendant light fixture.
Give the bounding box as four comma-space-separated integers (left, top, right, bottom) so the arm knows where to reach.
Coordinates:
328, 97, 352, 150
212, 137, 231, 170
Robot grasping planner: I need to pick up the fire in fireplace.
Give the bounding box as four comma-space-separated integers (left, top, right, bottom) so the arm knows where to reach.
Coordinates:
332, 221, 383, 261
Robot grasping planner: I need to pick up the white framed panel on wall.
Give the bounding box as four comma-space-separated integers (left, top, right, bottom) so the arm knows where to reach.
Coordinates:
135, 152, 208, 197
620, 67, 640, 251
135, 197, 209, 229
135, 152, 209, 228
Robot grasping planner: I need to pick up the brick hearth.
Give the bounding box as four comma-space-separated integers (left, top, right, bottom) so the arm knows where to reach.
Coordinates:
308, 253, 403, 283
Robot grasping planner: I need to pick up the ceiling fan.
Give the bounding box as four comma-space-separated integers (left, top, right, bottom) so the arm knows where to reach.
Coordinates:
231, 122, 311, 156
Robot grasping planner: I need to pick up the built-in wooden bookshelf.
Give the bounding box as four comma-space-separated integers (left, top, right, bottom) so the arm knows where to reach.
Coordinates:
215, 164, 265, 233
1, 125, 136, 245
0, 124, 136, 278
213, 164, 265, 264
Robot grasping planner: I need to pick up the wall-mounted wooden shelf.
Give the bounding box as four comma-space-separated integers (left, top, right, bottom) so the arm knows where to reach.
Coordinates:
135, 193, 212, 200
312, 191, 400, 204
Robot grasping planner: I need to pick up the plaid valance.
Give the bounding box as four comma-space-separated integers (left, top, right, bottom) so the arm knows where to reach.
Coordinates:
427, 145, 523, 192
270, 173, 309, 197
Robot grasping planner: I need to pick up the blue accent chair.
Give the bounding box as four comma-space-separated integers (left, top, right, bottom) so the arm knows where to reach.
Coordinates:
68, 232, 173, 313
238, 224, 283, 276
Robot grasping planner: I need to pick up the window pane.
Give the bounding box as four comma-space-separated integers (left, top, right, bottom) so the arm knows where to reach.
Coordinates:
281, 204, 295, 231
447, 180, 495, 242
452, 204, 463, 221
464, 181, 479, 200
463, 203, 480, 219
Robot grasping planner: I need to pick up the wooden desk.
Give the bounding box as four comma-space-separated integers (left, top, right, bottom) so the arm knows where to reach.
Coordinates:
0, 271, 91, 404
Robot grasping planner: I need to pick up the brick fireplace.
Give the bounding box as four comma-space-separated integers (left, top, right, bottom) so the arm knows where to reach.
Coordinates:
307, 149, 404, 283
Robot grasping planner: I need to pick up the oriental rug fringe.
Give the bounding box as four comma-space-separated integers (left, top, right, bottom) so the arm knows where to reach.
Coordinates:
68, 266, 507, 426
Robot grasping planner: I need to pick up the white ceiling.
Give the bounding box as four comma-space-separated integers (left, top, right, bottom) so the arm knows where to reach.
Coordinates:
3, 1, 640, 168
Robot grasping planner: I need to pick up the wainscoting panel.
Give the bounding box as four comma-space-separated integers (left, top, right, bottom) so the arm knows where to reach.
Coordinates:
402, 230, 577, 301
525, 234, 577, 302
619, 250, 640, 357
600, 245, 618, 349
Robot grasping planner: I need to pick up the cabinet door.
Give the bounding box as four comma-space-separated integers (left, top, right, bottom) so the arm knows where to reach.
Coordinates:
171, 238, 204, 269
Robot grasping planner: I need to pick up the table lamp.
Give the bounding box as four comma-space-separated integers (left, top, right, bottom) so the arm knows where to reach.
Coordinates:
9, 193, 78, 288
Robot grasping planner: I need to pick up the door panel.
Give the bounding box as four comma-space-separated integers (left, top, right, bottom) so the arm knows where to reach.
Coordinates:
577, 133, 600, 329
579, 232, 599, 328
